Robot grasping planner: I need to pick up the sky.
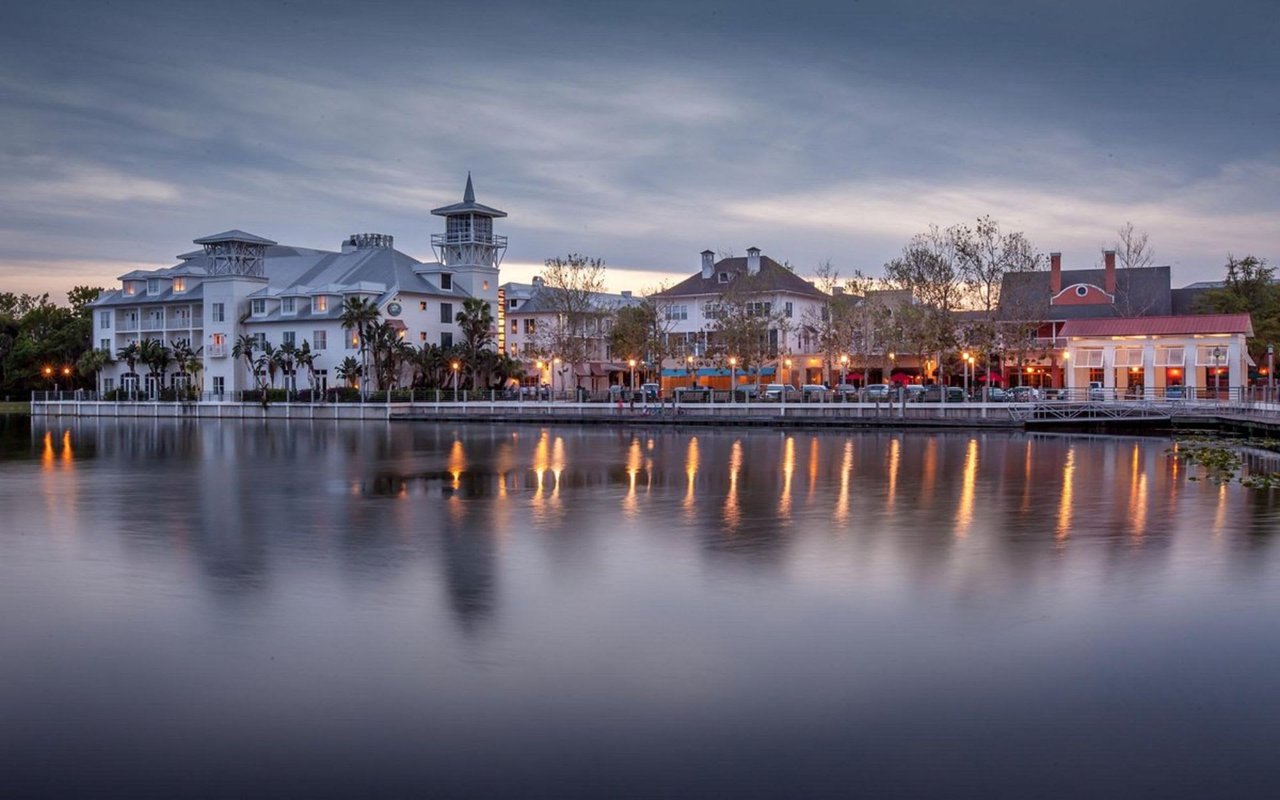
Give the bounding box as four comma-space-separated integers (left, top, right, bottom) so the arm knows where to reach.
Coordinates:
2, 0, 1278, 300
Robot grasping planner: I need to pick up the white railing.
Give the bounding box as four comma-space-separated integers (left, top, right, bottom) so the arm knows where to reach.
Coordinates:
141, 319, 166, 331
208, 344, 228, 358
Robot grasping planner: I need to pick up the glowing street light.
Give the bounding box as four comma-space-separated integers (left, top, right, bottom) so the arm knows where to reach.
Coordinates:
785, 357, 793, 388
451, 360, 460, 400
728, 356, 738, 403
839, 354, 849, 389
1213, 346, 1223, 399
629, 358, 637, 391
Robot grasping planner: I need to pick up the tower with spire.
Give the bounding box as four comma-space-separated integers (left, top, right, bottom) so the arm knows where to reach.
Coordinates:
428, 174, 506, 302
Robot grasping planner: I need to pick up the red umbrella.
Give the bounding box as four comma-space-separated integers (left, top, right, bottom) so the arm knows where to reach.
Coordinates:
978, 371, 1004, 385
889, 372, 913, 385
844, 371, 865, 382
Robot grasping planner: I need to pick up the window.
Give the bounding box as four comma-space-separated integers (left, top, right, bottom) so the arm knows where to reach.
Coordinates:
282, 331, 296, 347
511, 320, 518, 333
440, 302, 453, 324
99, 311, 111, 328
211, 303, 225, 323
419, 331, 427, 342
784, 302, 793, 318
483, 280, 489, 291
440, 273, 452, 291
1113, 348, 1143, 367
664, 305, 688, 321
509, 298, 519, 309
419, 301, 428, 311
254, 332, 267, 348
282, 297, 296, 314
313, 330, 327, 350
251, 299, 266, 316
100, 338, 110, 351
211, 332, 226, 348
441, 332, 453, 348
103, 378, 114, 393
1155, 346, 1185, 367
147, 278, 161, 295
314, 296, 328, 312
747, 302, 772, 316
1075, 349, 1104, 368
172, 278, 186, 293
212, 376, 225, 395
523, 318, 536, 334
718, 272, 730, 283
346, 332, 358, 349
703, 302, 722, 319
1196, 346, 1229, 366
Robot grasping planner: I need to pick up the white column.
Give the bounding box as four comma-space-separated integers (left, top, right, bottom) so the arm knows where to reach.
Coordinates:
1065, 348, 1077, 391
1184, 341, 1198, 391
1102, 344, 1117, 390
1143, 343, 1156, 400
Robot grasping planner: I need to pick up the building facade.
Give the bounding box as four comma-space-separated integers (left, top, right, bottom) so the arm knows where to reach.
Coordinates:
90, 176, 504, 396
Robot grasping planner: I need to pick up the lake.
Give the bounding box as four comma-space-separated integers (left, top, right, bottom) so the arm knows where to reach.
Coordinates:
2, 416, 1279, 798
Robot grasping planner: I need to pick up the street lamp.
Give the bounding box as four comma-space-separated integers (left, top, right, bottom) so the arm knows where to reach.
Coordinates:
553, 357, 561, 399
839, 354, 849, 389
1269, 344, 1275, 399
728, 356, 738, 403
43, 365, 55, 395
629, 358, 637, 391
785, 357, 793, 388
962, 352, 973, 397
451, 360, 460, 400
686, 355, 695, 387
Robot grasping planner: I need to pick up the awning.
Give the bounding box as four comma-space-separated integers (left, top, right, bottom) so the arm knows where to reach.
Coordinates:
660, 366, 776, 377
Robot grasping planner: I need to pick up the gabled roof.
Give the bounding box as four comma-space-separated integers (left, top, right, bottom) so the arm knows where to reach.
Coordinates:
654, 256, 827, 300
1060, 314, 1253, 338
192, 229, 278, 246
515, 285, 641, 314
998, 266, 1172, 321
430, 174, 507, 218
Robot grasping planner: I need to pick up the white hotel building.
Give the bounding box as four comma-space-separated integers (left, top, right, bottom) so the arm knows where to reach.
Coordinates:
89, 177, 505, 395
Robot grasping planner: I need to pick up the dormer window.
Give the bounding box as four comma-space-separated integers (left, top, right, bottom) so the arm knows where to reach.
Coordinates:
124, 283, 137, 296
172, 278, 186, 293
251, 299, 267, 316
282, 297, 296, 314
718, 272, 730, 283
147, 278, 161, 295
440, 273, 453, 291
314, 296, 328, 312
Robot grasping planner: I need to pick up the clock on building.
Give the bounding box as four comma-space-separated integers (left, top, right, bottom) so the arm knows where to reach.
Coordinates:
386, 302, 402, 317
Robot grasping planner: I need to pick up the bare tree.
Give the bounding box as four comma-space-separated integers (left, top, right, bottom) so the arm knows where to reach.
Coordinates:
1114, 222, 1153, 271
708, 272, 787, 386
954, 216, 1043, 315
532, 253, 608, 390
884, 226, 965, 384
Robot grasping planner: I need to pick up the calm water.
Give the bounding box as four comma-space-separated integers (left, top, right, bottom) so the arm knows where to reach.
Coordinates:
2, 416, 1280, 798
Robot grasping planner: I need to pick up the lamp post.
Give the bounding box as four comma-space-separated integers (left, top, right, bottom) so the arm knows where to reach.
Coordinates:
43, 365, 55, 396
451, 360, 460, 401
629, 358, 637, 392
687, 355, 695, 387
962, 352, 970, 397
785, 357, 793, 388
1269, 344, 1275, 401
729, 356, 738, 403
839, 354, 849, 389
553, 357, 561, 400
1212, 346, 1222, 401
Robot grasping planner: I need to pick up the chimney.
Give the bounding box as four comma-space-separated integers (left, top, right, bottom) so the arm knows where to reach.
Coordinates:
341, 235, 357, 254
620, 290, 632, 299
1103, 249, 1116, 294
1050, 252, 1062, 294
747, 246, 761, 276
701, 250, 714, 280
532, 276, 545, 289
832, 286, 845, 297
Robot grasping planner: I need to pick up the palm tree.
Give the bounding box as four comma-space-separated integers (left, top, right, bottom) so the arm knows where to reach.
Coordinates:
277, 341, 298, 396
296, 340, 316, 396
336, 356, 362, 389
138, 339, 172, 397
232, 334, 270, 398
116, 341, 140, 396
340, 296, 380, 397
76, 348, 113, 396
455, 298, 495, 389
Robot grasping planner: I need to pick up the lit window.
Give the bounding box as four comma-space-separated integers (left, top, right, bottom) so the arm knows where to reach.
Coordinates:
419, 301, 427, 311
314, 296, 328, 312
173, 278, 186, 293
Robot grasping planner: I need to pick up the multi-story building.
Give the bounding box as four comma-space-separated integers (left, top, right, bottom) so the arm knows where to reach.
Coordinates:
501, 277, 642, 391
651, 248, 829, 374
90, 176, 505, 395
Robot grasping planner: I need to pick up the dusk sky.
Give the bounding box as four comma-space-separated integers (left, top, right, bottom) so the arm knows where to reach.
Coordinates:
3, 0, 1278, 299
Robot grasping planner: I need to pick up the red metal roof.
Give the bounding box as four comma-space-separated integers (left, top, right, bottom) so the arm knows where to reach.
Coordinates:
1060, 314, 1253, 338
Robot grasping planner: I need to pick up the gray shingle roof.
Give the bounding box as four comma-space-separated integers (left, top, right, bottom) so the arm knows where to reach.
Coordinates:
430, 174, 507, 218
998, 266, 1172, 320
192, 229, 278, 245
654, 256, 827, 299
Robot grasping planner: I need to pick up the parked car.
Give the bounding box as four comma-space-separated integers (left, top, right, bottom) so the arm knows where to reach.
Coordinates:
902, 385, 926, 403
1164, 385, 1185, 400
763, 383, 802, 402
733, 384, 760, 402
1008, 386, 1042, 402
919, 385, 966, 403
803, 384, 831, 402
860, 384, 892, 402
1087, 381, 1106, 401
640, 382, 660, 401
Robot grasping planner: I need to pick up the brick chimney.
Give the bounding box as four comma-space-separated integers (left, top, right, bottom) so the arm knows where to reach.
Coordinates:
747, 246, 761, 276
1104, 249, 1116, 294
701, 249, 714, 280
1050, 252, 1062, 294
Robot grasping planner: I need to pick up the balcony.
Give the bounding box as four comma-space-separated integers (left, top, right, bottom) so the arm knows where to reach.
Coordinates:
118, 319, 139, 332
141, 318, 166, 331
431, 232, 508, 247
208, 344, 228, 358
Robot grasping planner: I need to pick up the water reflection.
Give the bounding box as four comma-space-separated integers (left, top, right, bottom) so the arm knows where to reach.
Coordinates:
4, 417, 1280, 797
